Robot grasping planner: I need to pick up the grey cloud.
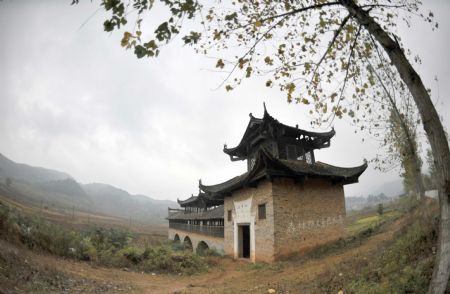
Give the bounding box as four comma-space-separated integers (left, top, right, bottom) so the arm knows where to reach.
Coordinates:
0, 1, 448, 200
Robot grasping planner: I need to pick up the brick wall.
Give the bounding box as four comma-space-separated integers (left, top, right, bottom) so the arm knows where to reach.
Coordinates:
272, 177, 345, 258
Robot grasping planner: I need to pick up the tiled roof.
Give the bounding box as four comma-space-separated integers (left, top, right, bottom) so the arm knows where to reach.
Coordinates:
167, 205, 224, 220
177, 192, 224, 207
223, 104, 335, 160
200, 148, 367, 198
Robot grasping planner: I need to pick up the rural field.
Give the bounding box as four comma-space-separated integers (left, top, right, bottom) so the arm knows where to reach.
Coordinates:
0, 192, 440, 293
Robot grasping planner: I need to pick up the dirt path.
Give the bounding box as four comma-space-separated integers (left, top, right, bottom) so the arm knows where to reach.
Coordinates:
2, 216, 407, 293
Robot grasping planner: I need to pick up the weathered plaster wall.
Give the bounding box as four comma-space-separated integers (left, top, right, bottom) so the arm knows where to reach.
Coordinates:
168, 229, 224, 254
223, 180, 275, 262
272, 177, 345, 258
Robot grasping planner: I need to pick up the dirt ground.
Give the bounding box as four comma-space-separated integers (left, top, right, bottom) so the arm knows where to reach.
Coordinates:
0, 214, 407, 294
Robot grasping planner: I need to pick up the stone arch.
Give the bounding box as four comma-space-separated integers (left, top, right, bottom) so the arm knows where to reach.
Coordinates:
183, 236, 193, 250
173, 234, 180, 243
196, 241, 209, 255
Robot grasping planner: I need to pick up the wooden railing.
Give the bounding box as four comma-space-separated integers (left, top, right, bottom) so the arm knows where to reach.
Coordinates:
169, 222, 224, 238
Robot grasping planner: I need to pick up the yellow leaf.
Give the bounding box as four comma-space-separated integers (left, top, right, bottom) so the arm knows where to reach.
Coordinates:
264, 56, 273, 66
213, 30, 221, 41
216, 59, 225, 69
121, 31, 132, 47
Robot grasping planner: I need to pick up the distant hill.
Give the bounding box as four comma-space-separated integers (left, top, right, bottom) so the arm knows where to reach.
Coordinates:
371, 178, 404, 198
345, 178, 404, 211
83, 183, 174, 224
345, 193, 395, 211
38, 178, 93, 206
0, 153, 176, 224
0, 153, 71, 183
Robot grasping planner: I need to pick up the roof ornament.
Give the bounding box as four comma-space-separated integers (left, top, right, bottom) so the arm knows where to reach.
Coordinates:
263, 101, 272, 120
224, 143, 227, 149
296, 124, 299, 129
249, 112, 254, 118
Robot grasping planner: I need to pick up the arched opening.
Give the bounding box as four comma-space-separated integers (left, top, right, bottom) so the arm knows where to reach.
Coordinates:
183, 236, 193, 251
196, 241, 209, 255
173, 234, 180, 243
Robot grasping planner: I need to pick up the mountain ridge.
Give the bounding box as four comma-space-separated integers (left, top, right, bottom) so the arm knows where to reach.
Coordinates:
0, 153, 176, 224
0, 153, 72, 183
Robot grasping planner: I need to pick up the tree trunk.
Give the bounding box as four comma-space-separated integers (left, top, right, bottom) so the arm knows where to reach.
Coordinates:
340, 0, 450, 293
415, 159, 426, 200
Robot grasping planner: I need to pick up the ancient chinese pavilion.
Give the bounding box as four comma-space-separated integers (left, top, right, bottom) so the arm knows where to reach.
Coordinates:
168, 105, 367, 262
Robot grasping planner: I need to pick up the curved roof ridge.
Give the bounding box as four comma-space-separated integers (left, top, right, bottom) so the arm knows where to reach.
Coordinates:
200, 147, 367, 199
177, 195, 198, 205
314, 160, 368, 169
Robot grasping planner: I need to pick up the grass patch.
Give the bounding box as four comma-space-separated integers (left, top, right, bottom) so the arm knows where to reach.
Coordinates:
289, 210, 403, 262
315, 200, 442, 293
345, 210, 402, 237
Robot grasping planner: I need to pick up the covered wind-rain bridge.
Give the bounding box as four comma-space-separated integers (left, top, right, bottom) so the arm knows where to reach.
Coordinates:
168, 104, 366, 260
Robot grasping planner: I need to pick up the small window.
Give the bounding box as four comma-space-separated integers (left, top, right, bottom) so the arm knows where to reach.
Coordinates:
258, 204, 266, 220
227, 210, 232, 222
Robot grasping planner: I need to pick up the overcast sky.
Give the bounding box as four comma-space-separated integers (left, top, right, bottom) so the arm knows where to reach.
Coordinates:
0, 1, 449, 201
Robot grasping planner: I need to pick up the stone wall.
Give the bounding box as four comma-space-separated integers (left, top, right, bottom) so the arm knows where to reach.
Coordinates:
223, 180, 275, 262
272, 177, 345, 258
168, 229, 224, 254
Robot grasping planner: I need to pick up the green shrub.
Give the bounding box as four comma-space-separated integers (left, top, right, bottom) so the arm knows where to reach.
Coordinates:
139, 245, 208, 274
119, 246, 144, 264
78, 237, 98, 261
171, 241, 186, 251
0, 201, 211, 275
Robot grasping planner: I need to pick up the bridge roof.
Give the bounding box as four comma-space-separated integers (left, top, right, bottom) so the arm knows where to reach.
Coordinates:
168, 205, 224, 220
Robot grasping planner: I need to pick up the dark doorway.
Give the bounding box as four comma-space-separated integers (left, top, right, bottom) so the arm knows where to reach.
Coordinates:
183, 236, 193, 251
238, 225, 250, 258
196, 241, 209, 255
